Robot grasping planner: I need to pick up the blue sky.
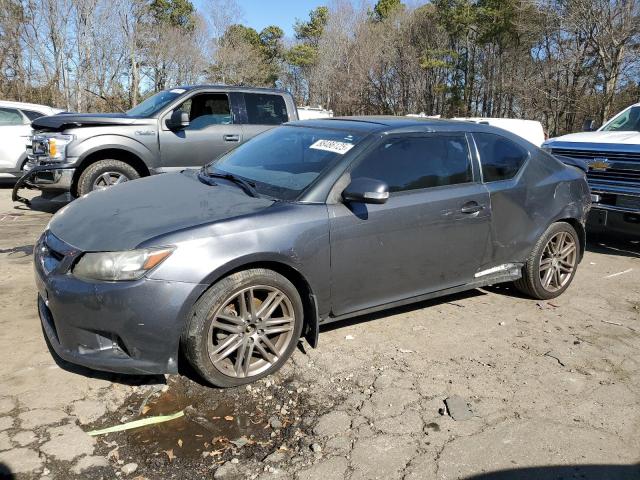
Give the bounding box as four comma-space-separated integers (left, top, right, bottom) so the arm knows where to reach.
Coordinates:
196, 0, 428, 38
237, 0, 330, 37
195, 0, 368, 38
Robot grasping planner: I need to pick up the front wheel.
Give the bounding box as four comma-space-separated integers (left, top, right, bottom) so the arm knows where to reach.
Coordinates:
182, 269, 304, 387
514, 222, 580, 300
76, 159, 140, 196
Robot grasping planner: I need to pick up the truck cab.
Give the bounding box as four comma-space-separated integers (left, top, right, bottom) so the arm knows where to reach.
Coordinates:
543, 103, 640, 237
14, 86, 297, 202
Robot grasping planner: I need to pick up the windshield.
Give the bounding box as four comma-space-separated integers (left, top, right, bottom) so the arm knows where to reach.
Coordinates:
126, 89, 186, 117
601, 106, 640, 132
207, 125, 363, 200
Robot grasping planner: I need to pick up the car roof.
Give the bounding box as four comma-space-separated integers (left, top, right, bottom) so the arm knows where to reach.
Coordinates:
0, 100, 58, 112
288, 115, 494, 133
173, 84, 293, 95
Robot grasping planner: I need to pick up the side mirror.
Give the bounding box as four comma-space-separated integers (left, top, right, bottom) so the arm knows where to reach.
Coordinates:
582, 119, 596, 132
167, 110, 189, 130
342, 177, 389, 204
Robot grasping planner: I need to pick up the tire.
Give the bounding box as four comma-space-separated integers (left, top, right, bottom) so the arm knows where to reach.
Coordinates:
76, 159, 140, 196
182, 269, 304, 388
514, 222, 580, 300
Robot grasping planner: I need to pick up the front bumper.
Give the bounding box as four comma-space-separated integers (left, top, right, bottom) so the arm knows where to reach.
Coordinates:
587, 206, 640, 238
587, 187, 640, 237
12, 163, 76, 205
34, 232, 207, 375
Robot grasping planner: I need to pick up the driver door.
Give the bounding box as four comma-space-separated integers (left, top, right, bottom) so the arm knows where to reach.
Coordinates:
328, 133, 491, 317
159, 92, 243, 169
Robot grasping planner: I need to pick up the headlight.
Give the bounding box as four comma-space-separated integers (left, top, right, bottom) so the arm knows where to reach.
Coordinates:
73, 247, 174, 281
47, 134, 74, 160
32, 134, 74, 161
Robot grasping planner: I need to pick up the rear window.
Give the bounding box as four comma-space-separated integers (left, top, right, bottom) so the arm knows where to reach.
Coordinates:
245, 94, 288, 125
474, 133, 529, 182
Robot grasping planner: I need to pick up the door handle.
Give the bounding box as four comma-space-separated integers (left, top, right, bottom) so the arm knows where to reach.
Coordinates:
460, 201, 484, 214
223, 134, 240, 142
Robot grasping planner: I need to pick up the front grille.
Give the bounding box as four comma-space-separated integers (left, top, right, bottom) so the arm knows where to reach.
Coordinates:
39, 231, 79, 274
551, 148, 640, 162
586, 169, 640, 183
551, 148, 640, 190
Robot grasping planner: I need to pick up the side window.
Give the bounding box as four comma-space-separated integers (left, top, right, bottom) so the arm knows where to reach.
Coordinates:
0, 107, 25, 126
21, 109, 45, 121
245, 94, 288, 125
350, 135, 472, 194
474, 132, 528, 182
174, 93, 232, 129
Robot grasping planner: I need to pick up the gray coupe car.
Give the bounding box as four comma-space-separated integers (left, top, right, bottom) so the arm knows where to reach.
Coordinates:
35, 117, 591, 387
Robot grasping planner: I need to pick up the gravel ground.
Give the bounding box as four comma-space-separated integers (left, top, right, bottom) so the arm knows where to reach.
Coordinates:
0, 185, 639, 480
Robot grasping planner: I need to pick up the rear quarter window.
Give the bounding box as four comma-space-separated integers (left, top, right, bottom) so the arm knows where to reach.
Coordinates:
474, 132, 529, 182
244, 94, 288, 125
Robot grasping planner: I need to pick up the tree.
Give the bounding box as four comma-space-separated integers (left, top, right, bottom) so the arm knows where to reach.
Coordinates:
210, 23, 283, 86
149, 0, 195, 30
294, 6, 328, 47
373, 0, 404, 21
286, 6, 329, 103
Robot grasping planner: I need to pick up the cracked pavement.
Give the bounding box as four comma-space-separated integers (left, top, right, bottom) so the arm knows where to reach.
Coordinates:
0, 187, 639, 479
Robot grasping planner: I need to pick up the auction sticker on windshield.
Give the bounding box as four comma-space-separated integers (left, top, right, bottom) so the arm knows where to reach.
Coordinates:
310, 139, 354, 154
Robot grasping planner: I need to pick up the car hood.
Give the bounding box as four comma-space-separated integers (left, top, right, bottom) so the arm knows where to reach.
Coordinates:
48, 171, 275, 251
32, 113, 150, 132
546, 130, 640, 146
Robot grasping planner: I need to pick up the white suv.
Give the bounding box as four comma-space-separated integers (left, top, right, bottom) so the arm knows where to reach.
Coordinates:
0, 101, 63, 180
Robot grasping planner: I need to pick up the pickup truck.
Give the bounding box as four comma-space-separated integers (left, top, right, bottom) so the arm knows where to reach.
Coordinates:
543, 103, 640, 237
13, 85, 297, 203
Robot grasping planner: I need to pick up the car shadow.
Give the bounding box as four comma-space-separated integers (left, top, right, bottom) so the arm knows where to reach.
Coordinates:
0, 463, 15, 480
0, 180, 69, 214
463, 463, 640, 480
319, 289, 487, 333
586, 232, 640, 258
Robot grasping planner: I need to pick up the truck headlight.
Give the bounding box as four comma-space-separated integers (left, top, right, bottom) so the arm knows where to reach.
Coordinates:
48, 134, 74, 160
73, 247, 174, 281
36, 134, 74, 161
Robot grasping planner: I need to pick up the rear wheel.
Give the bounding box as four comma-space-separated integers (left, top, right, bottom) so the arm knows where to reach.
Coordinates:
183, 269, 304, 387
76, 159, 140, 196
514, 222, 580, 300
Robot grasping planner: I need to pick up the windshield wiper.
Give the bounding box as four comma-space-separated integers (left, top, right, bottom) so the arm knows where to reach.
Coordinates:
200, 169, 259, 198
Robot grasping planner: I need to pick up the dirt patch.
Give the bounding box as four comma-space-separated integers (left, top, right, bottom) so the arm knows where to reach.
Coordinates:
92, 373, 325, 478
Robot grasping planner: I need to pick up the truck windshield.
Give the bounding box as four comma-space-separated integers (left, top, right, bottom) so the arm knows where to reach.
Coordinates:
126, 89, 185, 117
601, 106, 640, 132
206, 125, 363, 201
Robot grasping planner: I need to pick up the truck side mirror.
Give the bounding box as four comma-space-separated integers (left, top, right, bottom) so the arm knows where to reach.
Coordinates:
582, 119, 596, 132
167, 110, 189, 130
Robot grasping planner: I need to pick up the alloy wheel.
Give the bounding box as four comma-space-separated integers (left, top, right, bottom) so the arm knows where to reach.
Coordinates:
206, 285, 296, 378
92, 172, 128, 190
539, 231, 577, 292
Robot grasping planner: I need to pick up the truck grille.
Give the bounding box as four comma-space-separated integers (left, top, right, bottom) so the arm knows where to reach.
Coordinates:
551, 148, 640, 191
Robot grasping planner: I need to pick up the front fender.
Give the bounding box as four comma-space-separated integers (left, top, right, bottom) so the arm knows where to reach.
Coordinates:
70, 134, 159, 169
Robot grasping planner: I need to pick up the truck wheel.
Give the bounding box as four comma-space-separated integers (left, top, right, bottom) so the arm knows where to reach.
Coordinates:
514, 222, 580, 300
182, 269, 304, 388
76, 160, 140, 196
